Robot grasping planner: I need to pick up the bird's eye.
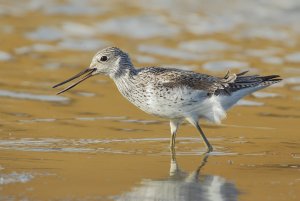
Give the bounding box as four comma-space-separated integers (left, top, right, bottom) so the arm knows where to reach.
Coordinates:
99, 56, 108, 62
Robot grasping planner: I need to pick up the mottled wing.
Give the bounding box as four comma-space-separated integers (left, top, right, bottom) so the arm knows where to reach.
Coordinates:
138, 67, 281, 96
157, 69, 282, 96
141, 67, 222, 95
161, 72, 221, 94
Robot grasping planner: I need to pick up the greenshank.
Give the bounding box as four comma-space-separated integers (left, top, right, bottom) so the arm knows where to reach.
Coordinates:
53, 47, 281, 152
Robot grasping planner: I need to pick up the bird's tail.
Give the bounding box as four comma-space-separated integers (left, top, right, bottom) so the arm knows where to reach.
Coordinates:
232, 71, 281, 89
217, 71, 282, 110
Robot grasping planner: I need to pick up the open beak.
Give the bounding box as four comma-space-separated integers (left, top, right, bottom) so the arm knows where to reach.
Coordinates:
53, 68, 96, 95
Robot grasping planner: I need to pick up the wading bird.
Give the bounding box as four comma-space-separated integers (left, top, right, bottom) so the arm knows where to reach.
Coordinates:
53, 47, 281, 152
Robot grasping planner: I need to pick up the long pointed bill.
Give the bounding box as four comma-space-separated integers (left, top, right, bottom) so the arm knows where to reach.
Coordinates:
53, 68, 96, 95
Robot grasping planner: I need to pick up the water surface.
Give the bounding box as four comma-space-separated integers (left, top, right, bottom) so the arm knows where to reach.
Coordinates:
0, 0, 299, 200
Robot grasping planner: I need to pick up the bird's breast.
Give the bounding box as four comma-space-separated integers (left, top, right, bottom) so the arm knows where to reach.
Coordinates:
117, 83, 209, 118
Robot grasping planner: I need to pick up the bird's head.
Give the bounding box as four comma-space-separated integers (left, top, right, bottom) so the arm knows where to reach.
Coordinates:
53, 47, 133, 94
90, 46, 132, 76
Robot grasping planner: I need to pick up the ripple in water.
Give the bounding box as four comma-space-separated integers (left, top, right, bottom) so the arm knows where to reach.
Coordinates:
261, 57, 284, 65
58, 38, 108, 51
202, 60, 249, 72
236, 99, 264, 107
252, 92, 281, 99
236, 27, 291, 41
25, 26, 64, 41
179, 39, 234, 53
0, 137, 231, 156
138, 44, 200, 61
0, 51, 12, 61
0, 89, 69, 103
97, 15, 179, 39
283, 77, 300, 85
285, 52, 300, 63
0, 172, 34, 185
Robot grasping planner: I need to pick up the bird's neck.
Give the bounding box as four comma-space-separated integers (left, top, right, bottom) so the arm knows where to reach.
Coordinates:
111, 64, 137, 96
109, 63, 137, 79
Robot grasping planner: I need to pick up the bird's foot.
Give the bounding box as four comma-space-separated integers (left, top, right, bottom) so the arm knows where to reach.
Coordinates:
206, 145, 213, 153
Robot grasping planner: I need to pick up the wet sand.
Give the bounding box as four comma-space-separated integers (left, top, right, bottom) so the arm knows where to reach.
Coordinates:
0, 1, 299, 200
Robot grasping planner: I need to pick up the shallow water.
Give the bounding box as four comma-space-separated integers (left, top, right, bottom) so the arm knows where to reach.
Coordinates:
0, 0, 299, 200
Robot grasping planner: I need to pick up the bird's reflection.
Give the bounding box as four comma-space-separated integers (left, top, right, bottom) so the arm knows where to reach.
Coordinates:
115, 150, 238, 201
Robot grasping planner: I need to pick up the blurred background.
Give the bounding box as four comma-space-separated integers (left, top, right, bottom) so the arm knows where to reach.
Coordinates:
0, 0, 299, 201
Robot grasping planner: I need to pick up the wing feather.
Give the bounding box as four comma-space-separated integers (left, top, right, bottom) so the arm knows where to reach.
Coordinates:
138, 67, 281, 96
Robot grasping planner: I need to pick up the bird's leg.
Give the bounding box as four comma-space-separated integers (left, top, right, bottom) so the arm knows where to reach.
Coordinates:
169, 119, 182, 150
196, 123, 213, 152
186, 118, 213, 152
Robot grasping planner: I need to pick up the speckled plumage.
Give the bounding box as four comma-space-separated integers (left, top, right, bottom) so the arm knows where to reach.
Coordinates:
54, 47, 282, 152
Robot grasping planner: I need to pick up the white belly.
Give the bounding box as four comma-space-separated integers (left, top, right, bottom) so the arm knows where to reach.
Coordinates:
131, 86, 226, 123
